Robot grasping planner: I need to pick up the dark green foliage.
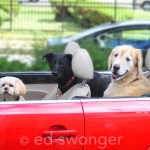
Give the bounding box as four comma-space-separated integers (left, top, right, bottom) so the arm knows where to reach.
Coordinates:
0, 0, 20, 27
0, 58, 31, 72
30, 44, 52, 71
0, 0, 20, 15
51, 0, 112, 28
0, 16, 2, 26
78, 39, 111, 70
30, 43, 66, 71
0, 40, 110, 72
74, 7, 112, 28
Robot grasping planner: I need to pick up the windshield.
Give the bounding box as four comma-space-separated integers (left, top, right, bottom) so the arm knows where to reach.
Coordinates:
70, 22, 113, 41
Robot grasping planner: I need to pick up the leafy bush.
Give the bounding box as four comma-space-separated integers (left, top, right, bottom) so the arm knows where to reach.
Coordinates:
0, 58, 31, 72
70, 7, 112, 28
50, 0, 112, 27
77, 39, 110, 70
30, 45, 51, 71
0, 39, 110, 72
31, 39, 110, 71
0, 0, 20, 27
50, 0, 144, 27
0, 0, 20, 15
0, 14, 2, 27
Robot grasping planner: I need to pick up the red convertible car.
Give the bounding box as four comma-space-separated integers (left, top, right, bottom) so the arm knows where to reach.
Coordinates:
0, 69, 150, 150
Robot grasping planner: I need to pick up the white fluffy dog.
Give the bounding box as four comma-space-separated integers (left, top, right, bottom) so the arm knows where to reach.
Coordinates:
0, 76, 26, 101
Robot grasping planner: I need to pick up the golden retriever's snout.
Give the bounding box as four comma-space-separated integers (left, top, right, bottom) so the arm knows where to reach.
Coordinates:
112, 64, 121, 79
113, 64, 120, 72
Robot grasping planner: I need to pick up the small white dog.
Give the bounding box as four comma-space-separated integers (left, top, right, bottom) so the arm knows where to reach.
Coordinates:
0, 76, 26, 101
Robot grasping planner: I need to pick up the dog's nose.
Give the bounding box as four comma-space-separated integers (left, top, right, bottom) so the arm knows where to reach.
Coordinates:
4, 87, 8, 91
52, 71, 58, 77
113, 64, 120, 71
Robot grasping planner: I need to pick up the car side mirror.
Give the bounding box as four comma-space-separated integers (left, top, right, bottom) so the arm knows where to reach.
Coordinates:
96, 34, 109, 48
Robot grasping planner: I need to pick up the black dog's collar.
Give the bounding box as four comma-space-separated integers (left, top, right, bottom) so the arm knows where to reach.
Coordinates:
65, 75, 76, 88
58, 75, 76, 93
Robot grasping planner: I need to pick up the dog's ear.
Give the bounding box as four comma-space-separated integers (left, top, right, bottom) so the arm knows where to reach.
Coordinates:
108, 54, 112, 70
108, 46, 120, 70
15, 79, 26, 96
108, 48, 115, 70
135, 49, 143, 74
42, 53, 54, 61
65, 54, 73, 62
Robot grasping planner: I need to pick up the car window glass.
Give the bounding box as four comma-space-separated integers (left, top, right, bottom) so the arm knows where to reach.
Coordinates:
97, 29, 150, 67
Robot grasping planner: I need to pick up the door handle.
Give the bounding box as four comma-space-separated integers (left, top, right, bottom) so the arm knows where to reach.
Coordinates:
43, 130, 77, 139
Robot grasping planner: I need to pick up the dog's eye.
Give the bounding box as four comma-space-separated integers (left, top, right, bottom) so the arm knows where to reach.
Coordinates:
9, 84, 14, 87
51, 60, 56, 66
59, 62, 64, 67
2, 84, 5, 87
126, 57, 130, 62
114, 54, 118, 57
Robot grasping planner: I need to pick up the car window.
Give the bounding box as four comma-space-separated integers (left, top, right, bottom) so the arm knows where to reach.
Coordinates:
100, 29, 150, 48
97, 29, 150, 66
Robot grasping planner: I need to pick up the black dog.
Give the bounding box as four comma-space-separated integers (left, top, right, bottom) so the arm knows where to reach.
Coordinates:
43, 53, 111, 97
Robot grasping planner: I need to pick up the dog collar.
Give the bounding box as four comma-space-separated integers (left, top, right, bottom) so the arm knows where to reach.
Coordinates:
58, 75, 76, 94
131, 78, 139, 83
65, 75, 76, 88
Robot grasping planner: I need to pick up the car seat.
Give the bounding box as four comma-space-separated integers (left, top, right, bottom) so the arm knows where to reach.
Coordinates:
64, 41, 80, 55
145, 48, 150, 70
145, 48, 150, 79
59, 49, 94, 100
140, 48, 150, 97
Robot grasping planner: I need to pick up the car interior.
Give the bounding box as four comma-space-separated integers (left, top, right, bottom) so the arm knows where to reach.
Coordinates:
33, 47, 150, 100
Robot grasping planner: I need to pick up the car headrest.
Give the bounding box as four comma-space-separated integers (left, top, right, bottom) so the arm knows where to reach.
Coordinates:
72, 49, 94, 80
64, 42, 80, 55
145, 48, 150, 70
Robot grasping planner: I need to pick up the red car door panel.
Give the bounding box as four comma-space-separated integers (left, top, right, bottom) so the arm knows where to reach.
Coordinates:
82, 99, 150, 150
0, 100, 84, 150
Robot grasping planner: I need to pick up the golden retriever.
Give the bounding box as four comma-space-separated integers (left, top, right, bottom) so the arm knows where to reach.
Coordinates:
104, 45, 150, 97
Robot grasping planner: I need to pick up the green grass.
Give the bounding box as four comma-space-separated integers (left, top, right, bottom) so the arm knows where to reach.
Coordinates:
1, 5, 82, 31
1, 6, 59, 31
0, 4, 82, 40
96, 3, 150, 20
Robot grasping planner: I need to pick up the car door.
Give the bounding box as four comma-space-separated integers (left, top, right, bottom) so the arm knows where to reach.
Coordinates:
0, 100, 84, 150
82, 98, 150, 150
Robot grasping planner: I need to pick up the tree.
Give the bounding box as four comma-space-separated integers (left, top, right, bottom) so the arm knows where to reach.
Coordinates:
0, 0, 20, 27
